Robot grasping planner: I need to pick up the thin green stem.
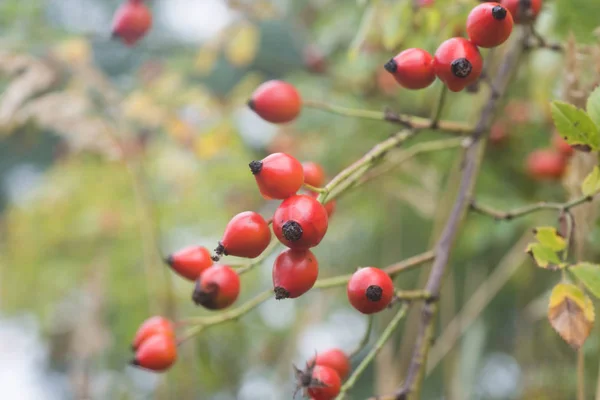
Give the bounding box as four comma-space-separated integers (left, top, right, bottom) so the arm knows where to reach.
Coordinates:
429, 85, 448, 129
303, 183, 328, 194
470, 193, 598, 221
233, 239, 280, 276
304, 100, 472, 134
335, 304, 409, 400
395, 289, 433, 301
318, 130, 417, 203
350, 315, 374, 359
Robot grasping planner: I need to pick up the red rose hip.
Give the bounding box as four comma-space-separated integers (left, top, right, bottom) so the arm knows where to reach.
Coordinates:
306, 365, 341, 400
433, 38, 483, 92
383, 48, 436, 90
526, 149, 567, 180
302, 162, 326, 188
131, 333, 177, 371
250, 153, 304, 199
467, 3, 513, 48
131, 316, 174, 351
192, 265, 241, 310
213, 211, 271, 261
309, 349, 351, 380
500, 0, 542, 23
111, 0, 152, 46
552, 134, 574, 158
248, 80, 302, 123
165, 246, 213, 281
273, 194, 329, 250
347, 267, 395, 314
272, 249, 319, 299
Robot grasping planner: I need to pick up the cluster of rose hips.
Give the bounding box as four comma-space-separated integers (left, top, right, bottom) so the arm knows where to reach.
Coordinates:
384, 0, 542, 92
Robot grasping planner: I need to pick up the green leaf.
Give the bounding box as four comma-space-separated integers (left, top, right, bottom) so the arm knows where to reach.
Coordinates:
526, 243, 562, 268
534, 226, 566, 251
582, 166, 600, 196
550, 101, 600, 150
587, 86, 600, 129
571, 262, 600, 298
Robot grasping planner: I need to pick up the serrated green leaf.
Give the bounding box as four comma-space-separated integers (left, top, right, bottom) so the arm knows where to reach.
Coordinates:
587, 86, 600, 128
550, 101, 600, 150
582, 166, 600, 196
534, 226, 566, 251
570, 262, 600, 298
526, 243, 562, 268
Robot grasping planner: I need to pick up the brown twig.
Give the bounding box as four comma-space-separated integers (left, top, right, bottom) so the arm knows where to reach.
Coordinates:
388, 28, 529, 400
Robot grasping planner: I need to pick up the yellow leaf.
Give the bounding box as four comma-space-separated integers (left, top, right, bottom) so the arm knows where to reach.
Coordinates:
548, 283, 595, 350
122, 92, 166, 128
53, 38, 92, 65
582, 166, 600, 196
225, 23, 260, 67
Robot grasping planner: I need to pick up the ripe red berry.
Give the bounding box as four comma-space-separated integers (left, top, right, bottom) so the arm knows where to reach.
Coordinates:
248, 80, 302, 123
192, 265, 241, 310
467, 3, 513, 48
383, 48, 436, 90
131, 333, 177, 371
347, 267, 395, 314
552, 134, 574, 158
306, 365, 342, 400
111, 0, 152, 46
273, 194, 329, 250
250, 153, 304, 200
132, 316, 174, 351
302, 162, 326, 188
166, 246, 213, 281
272, 249, 319, 299
500, 0, 542, 23
489, 121, 508, 145
308, 192, 336, 218
213, 211, 271, 261
309, 349, 351, 380
433, 38, 483, 92
526, 149, 567, 180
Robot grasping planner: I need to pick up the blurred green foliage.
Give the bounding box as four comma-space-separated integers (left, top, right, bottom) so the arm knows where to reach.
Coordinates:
0, 0, 599, 399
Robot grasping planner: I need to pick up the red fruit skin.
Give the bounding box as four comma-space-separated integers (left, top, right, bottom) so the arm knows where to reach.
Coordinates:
309, 349, 351, 380
384, 48, 436, 90
307, 365, 342, 400
467, 3, 513, 48
433, 38, 483, 92
133, 334, 177, 371
552, 134, 574, 158
166, 246, 213, 281
220, 211, 271, 258
248, 80, 302, 123
111, 0, 152, 46
273, 195, 329, 250
192, 265, 241, 310
132, 316, 174, 351
347, 267, 395, 314
252, 153, 304, 200
500, 0, 542, 23
302, 162, 326, 187
272, 249, 319, 299
308, 191, 336, 218
526, 149, 567, 180
489, 122, 508, 145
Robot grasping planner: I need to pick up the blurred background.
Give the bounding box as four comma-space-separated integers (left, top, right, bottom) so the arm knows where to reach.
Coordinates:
1, 0, 600, 399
